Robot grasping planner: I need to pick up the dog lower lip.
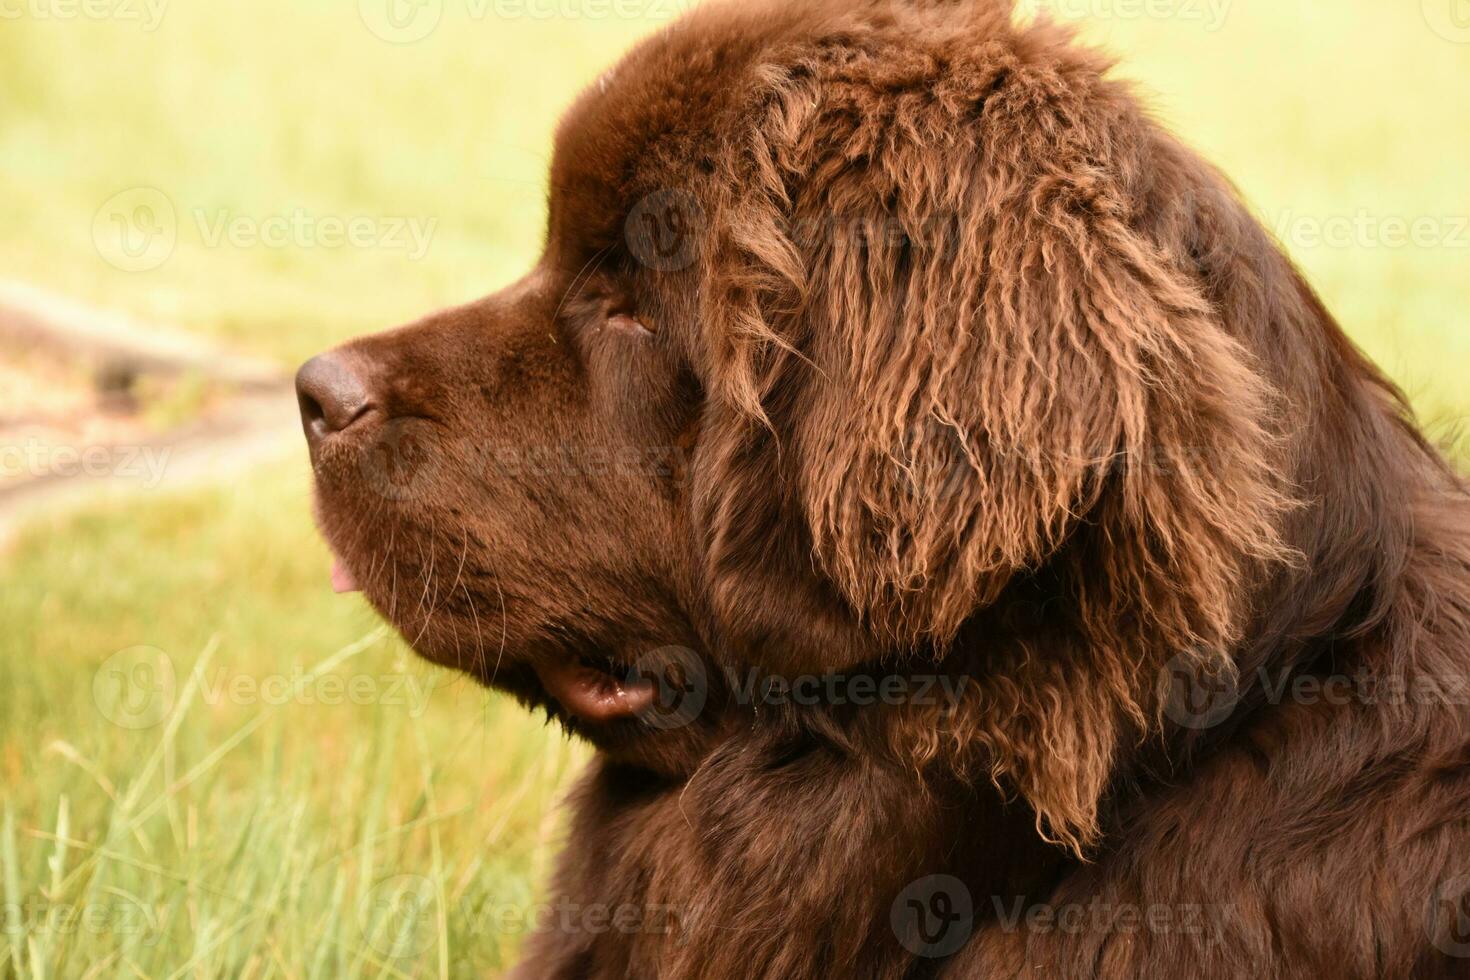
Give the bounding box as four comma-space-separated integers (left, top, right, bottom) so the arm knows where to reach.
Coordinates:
535, 654, 656, 723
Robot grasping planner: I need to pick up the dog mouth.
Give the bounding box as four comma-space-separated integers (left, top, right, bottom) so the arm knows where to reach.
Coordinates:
327, 554, 656, 723
533, 653, 658, 724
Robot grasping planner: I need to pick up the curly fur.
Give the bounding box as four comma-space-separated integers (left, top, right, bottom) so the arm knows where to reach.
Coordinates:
303, 1, 1470, 976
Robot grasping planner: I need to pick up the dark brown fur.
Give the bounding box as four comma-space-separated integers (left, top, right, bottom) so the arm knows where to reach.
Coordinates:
302, 1, 1470, 976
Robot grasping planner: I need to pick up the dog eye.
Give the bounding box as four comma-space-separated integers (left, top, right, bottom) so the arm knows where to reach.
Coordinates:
607, 312, 654, 338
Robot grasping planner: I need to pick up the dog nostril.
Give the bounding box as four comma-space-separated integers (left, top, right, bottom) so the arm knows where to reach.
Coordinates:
298, 390, 329, 440
294, 352, 376, 445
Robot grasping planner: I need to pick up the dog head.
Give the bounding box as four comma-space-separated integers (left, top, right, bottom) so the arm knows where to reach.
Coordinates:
303, 0, 1336, 846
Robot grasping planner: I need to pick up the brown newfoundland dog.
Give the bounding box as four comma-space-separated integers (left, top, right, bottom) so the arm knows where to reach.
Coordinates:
295, 0, 1470, 976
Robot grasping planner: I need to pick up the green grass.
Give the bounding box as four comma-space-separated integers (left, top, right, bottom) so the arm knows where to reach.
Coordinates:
1, 0, 1468, 976
0, 464, 588, 978
0, 0, 670, 368
1038, 0, 1470, 432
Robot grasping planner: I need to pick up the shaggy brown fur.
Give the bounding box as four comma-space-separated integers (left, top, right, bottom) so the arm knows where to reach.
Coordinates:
298, 1, 1470, 976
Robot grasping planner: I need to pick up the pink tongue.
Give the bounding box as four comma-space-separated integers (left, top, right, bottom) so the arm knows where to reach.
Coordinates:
331, 559, 360, 594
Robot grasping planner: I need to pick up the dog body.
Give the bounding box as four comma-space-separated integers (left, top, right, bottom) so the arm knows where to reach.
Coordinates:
297, 2, 1470, 976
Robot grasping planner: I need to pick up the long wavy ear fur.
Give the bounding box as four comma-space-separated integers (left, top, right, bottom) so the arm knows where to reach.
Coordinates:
692, 6, 1298, 848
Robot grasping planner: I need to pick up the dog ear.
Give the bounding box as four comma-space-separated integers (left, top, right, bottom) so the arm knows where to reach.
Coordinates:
699, 32, 1292, 655
692, 26, 1297, 848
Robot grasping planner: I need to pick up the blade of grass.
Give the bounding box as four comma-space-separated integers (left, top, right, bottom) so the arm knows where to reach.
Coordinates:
120, 628, 386, 834
411, 715, 449, 980
2, 803, 27, 980
33, 795, 70, 973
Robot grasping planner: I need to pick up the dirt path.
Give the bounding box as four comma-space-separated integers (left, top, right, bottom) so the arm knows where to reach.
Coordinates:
0, 281, 301, 548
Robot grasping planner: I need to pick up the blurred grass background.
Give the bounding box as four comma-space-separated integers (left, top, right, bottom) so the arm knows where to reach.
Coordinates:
1, 0, 1466, 976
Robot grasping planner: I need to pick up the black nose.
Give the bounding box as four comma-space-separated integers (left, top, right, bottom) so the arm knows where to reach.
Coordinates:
295, 352, 375, 447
